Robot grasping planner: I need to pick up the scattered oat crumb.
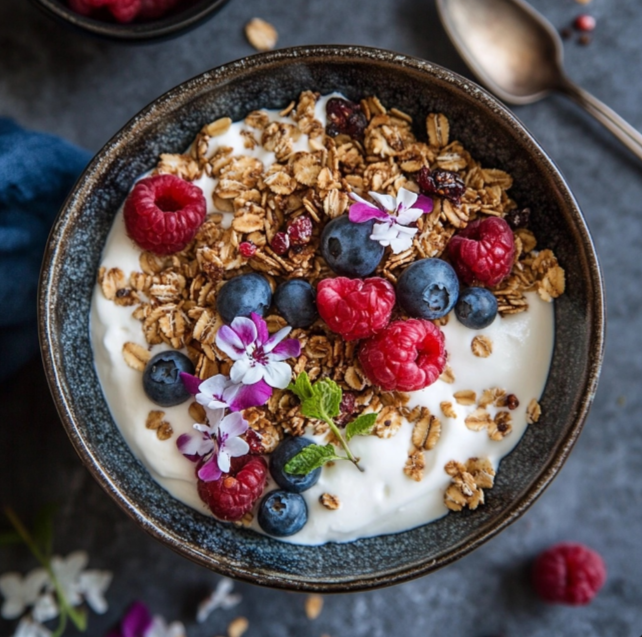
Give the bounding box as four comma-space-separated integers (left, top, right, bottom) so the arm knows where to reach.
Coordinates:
188, 401, 207, 423
440, 401, 457, 419
305, 594, 324, 620
122, 341, 151, 371
453, 389, 476, 406
404, 449, 425, 482
440, 366, 455, 384
526, 398, 542, 424
488, 411, 513, 441
228, 617, 249, 637
576, 0, 591, 4
204, 117, 233, 137
478, 387, 506, 408
145, 410, 173, 440
464, 407, 492, 432
444, 457, 495, 511
319, 493, 340, 510
245, 18, 278, 51
411, 411, 441, 450
471, 335, 493, 358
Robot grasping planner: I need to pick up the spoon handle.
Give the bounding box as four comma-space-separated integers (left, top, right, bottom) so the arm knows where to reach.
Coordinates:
559, 78, 642, 161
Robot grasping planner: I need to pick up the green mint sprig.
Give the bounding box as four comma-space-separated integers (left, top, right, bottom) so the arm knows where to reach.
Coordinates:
285, 372, 378, 475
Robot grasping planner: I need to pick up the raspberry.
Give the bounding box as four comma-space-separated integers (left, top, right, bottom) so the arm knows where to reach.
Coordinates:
270, 232, 290, 255
533, 543, 606, 606
359, 319, 446, 392
316, 277, 396, 341
448, 217, 515, 287
67, 0, 96, 15
239, 241, 257, 258
417, 167, 466, 205
287, 215, 313, 246
574, 14, 596, 32
138, 0, 180, 19
107, 0, 142, 22
123, 174, 206, 255
197, 455, 267, 521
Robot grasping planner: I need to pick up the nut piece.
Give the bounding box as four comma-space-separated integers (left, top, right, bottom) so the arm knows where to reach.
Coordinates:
453, 390, 477, 406
305, 594, 324, 620
145, 410, 173, 441
319, 493, 340, 511
245, 18, 278, 51
122, 341, 151, 371
471, 335, 493, 358
228, 617, 249, 637
526, 398, 542, 424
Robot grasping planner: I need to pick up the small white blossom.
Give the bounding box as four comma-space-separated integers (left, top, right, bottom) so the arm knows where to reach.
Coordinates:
147, 616, 187, 637
196, 578, 242, 623
0, 569, 49, 620
12, 616, 52, 637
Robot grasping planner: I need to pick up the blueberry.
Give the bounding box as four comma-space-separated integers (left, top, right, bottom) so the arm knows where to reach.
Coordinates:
216, 273, 272, 324
143, 350, 194, 407
274, 279, 318, 328
397, 258, 459, 319
258, 490, 308, 537
320, 215, 384, 277
455, 287, 498, 329
269, 437, 321, 493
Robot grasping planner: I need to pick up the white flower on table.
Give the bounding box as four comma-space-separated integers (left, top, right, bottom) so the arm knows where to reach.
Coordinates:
146, 616, 186, 637
0, 569, 49, 620
196, 577, 241, 623
12, 616, 52, 637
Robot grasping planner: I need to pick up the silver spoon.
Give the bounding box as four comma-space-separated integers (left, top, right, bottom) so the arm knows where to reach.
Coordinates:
436, 0, 642, 161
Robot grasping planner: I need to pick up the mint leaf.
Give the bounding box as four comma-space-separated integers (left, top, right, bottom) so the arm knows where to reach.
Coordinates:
315, 379, 342, 419
346, 412, 378, 441
287, 371, 314, 402
284, 444, 342, 475
33, 503, 57, 559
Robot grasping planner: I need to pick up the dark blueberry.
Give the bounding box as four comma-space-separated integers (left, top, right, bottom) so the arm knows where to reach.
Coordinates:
417, 167, 467, 205
320, 215, 384, 277
274, 279, 318, 328
397, 258, 459, 320
269, 437, 321, 493
258, 490, 308, 537
455, 287, 498, 329
216, 273, 272, 324
143, 350, 194, 407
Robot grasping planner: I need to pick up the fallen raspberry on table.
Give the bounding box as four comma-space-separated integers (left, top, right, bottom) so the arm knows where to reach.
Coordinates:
197, 455, 267, 521
124, 174, 206, 254
448, 216, 515, 287
533, 543, 606, 606
359, 319, 447, 391
316, 277, 396, 341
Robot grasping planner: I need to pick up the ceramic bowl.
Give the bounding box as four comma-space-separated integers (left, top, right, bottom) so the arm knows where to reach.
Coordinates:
30, 0, 230, 42
39, 45, 605, 592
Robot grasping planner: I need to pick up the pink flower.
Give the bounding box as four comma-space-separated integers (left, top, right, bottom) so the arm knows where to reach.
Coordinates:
216, 313, 301, 390
349, 188, 433, 253
180, 373, 272, 412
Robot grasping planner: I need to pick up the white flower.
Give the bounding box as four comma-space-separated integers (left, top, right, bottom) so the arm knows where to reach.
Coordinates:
0, 569, 49, 620
31, 594, 58, 624
147, 616, 186, 637
78, 570, 112, 614
12, 616, 52, 637
196, 578, 242, 623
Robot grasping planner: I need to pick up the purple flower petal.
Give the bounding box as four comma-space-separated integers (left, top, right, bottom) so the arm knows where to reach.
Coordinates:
219, 412, 248, 439
414, 194, 433, 214
264, 326, 292, 353
349, 202, 389, 223
250, 312, 269, 345
230, 316, 258, 348
270, 338, 301, 361
225, 380, 272, 411
121, 602, 153, 637
216, 325, 247, 360
180, 372, 202, 396
197, 457, 223, 482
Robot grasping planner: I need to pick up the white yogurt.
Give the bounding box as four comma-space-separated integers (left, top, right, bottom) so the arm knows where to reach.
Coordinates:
90, 95, 555, 545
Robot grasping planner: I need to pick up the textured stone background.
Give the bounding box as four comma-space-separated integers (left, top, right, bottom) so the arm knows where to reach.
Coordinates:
1, 0, 642, 635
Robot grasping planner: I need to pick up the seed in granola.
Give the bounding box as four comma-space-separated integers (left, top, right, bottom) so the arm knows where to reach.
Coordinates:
245, 18, 278, 51
325, 97, 368, 140
506, 206, 531, 229
417, 166, 466, 205
239, 241, 257, 258
287, 215, 313, 245
319, 493, 340, 510
505, 394, 520, 410
271, 231, 290, 255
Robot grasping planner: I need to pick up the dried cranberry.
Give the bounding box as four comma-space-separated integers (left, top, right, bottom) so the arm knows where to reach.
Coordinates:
271, 232, 290, 255
287, 215, 313, 246
506, 394, 520, 410
505, 207, 531, 229
326, 98, 368, 140
239, 241, 257, 258
335, 392, 357, 427
417, 167, 466, 205
245, 429, 264, 455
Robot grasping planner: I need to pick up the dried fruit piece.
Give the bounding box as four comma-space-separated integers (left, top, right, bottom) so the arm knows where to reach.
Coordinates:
239, 241, 257, 258
325, 97, 368, 140
287, 215, 313, 246
270, 231, 290, 255
417, 166, 466, 205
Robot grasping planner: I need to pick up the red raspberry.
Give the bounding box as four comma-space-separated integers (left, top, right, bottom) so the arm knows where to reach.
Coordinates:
107, 0, 142, 22
574, 14, 596, 32
359, 319, 446, 391
316, 277, 396, 341
67, 0, 96, 15
239, 242, 257, 258
533, 543, 606, 606
197, 455, 267, 522
287, 215, 313, 246
124, 174, 206, 255
448, 217, 515, 287
270, 232, 290, 255
139, 0, 180, 19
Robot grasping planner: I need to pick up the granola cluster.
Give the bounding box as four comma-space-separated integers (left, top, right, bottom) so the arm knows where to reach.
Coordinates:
100, 90, 563, 517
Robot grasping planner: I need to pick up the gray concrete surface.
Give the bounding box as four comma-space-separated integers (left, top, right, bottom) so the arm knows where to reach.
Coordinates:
1, 0, 641, 635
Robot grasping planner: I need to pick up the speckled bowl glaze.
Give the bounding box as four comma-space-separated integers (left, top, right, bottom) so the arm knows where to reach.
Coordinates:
39, 45, 605, 592
30, 0, 230, 43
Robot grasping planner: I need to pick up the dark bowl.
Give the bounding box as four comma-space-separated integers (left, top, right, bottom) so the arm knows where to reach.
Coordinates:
39, 45, 605, 591
30, 0, 230, 43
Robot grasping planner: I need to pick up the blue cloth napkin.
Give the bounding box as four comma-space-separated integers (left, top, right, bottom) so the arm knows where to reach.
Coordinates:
0, 118, 91, 380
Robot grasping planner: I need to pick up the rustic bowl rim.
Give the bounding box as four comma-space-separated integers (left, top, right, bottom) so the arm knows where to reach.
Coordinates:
29, 0, 231, 42
39, 44, 605, 592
